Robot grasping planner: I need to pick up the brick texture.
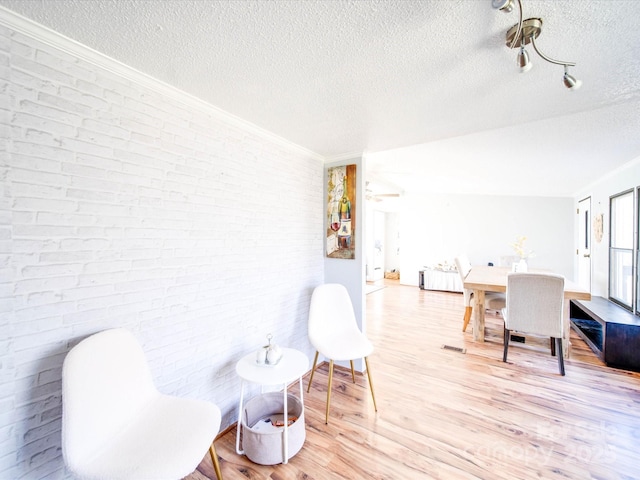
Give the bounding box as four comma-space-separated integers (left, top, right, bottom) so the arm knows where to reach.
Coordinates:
1, 25, 324, 478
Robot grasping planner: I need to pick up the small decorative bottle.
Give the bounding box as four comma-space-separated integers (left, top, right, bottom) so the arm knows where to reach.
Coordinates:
257, 334, 282, 365
516, 258, 528, 272
337, 175, 352, 249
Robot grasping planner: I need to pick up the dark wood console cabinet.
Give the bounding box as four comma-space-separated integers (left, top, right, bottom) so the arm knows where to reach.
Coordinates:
570, 296, 640, 372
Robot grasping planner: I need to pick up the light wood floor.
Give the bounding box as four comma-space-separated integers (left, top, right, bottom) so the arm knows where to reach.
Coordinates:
187, 280, 640, 480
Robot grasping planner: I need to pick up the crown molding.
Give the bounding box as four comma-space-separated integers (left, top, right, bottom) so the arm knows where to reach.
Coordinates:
573, 156, 640, 199
0, 6, 325, 162
324, 152, 363, 164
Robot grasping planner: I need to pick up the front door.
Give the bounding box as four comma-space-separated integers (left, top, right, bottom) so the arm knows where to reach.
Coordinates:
577, 197, 592, 292
372, 211, 385, 280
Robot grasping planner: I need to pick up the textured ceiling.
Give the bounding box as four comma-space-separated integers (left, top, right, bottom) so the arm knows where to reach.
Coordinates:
2, 0, 640, 200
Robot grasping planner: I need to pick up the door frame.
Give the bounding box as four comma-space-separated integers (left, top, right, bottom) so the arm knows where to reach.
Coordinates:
577, 196, 592, 292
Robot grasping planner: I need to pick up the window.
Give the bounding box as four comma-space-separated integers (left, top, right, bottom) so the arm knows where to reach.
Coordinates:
637, 189, 640, 314
609, 190, 634, 309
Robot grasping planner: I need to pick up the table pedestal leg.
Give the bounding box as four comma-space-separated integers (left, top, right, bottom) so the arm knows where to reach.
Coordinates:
563, 299, 571, 359
235, 382, 245, 455
281, 377, 304, 464
298, 376, 304, 403
473, 289, 486, 341
282, 384, 289, 464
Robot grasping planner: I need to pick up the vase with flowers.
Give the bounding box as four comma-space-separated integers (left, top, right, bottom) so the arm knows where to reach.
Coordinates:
511, 235, 535, 272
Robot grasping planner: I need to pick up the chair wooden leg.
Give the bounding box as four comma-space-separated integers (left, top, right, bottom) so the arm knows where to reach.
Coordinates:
364, 356, 378, 412
462, 306, 473, 332
503, 328, 510, 362
550, 337, 556, 356
556, 338, 565, 376
209, 443, 223, 480
325, 360, 334, 424
349, 360, 356, 383
307, 351, 319, 393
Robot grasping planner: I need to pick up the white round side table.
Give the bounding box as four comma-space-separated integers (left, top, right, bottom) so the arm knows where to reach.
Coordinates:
235, 347, 309, 464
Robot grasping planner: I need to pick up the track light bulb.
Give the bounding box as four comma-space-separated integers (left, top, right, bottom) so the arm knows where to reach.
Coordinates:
563, 72, 582, 90
493, 0, 514, 13
517, 46, 532, 73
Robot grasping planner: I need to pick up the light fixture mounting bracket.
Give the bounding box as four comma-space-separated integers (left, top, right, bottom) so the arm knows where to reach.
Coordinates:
505, 17, 542, 48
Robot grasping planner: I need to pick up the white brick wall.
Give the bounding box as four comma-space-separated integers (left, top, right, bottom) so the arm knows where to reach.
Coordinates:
1, 22, 324, 478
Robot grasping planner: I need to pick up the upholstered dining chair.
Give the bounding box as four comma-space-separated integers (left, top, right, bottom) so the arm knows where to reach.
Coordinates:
454, 255, 506, 332
61, 328, 223, 480
307, 283, 378, 424
501, 273, 566, 375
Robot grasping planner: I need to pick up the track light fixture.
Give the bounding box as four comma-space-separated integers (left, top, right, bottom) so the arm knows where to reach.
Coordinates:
492, 0, 581, 90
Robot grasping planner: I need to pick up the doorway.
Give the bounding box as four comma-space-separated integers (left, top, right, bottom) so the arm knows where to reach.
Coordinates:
366, 210, 385, 282
577, 196, 592, 292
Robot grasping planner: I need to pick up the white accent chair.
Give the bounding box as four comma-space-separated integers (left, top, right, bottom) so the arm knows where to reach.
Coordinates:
502, 273, 566, 376
306, 283, 377, 424
61, 328, 223, 479
454, 255, 506, 332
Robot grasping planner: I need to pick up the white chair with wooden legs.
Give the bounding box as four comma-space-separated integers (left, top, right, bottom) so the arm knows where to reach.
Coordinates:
306, 283, 378, 424
62, 328, 223, 479
502, 273, 566, 376
454, 255, 506, 332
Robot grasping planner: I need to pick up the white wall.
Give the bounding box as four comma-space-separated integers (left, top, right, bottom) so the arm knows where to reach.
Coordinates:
574, 158, 640, 298
399, 192, 575, 286
0, 21, 324, 478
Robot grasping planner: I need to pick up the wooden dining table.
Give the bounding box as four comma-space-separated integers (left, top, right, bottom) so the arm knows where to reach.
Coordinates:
463, 265, 591, 357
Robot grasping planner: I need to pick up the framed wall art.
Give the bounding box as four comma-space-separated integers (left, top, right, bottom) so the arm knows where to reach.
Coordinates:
326, 164, 356, 259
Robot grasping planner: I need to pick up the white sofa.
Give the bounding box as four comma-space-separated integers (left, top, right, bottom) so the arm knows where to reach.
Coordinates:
419, 265, 463, 292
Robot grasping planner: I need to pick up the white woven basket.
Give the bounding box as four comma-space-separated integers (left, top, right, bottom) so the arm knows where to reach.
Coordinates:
241, 392, 305, 465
